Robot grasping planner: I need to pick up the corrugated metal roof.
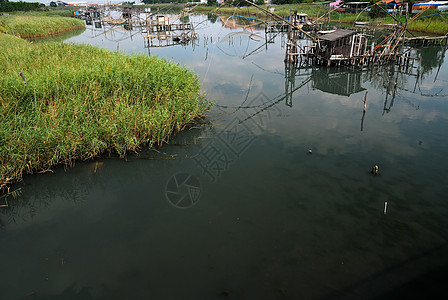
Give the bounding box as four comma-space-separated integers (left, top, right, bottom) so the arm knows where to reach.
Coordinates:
319, 29, 357, 42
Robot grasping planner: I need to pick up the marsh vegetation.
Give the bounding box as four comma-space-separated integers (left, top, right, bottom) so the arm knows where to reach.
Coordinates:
0, 13, 84, 38
0, 34, 209, 190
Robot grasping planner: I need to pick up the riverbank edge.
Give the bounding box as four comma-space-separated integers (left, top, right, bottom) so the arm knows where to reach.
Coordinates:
0, 14, 85, 39
17, 25, 86, 39
0, 33, 211, 193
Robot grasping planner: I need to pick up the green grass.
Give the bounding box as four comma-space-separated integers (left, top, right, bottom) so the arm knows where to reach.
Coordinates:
0, 14, 84, 38
408, 19, 448, 35
0, 34, 210, 190
10, 9, 76, 18
407, 10, 448, 35
196, 4, 332, 18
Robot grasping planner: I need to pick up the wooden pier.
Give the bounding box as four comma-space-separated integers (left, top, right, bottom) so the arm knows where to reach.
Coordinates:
144, 32, 197, 48
402, 35, 448, 46
145, 22, 193, 33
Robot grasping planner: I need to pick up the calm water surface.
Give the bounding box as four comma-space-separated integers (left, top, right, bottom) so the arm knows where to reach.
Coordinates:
1, 14, 448, 299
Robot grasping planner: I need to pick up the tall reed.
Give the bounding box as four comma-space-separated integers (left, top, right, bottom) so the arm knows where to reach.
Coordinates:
0, 14, 84, 38
0, 34, 209, 190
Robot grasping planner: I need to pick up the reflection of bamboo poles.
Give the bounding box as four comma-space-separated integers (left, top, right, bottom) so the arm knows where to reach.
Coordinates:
239, 76, 312, 124
218, 15, 264, 30
243, 31, 279, 59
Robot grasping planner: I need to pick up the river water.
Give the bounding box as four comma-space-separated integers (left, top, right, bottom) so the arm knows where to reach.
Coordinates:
1, 14, 448, 299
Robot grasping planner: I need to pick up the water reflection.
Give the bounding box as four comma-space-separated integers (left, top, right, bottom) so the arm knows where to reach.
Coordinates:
0, 125, 207, 228
2, 14, 448, 300
312, 68, 366, 97
218, 15, 265, 30
28, 28, 86, 43
419, 45, 447, 76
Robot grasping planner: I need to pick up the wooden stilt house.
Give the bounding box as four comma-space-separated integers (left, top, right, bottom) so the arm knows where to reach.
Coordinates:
316, 29, 368, 66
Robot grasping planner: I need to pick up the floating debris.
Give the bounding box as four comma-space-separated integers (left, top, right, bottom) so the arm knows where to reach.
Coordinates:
371, 165, 379, 176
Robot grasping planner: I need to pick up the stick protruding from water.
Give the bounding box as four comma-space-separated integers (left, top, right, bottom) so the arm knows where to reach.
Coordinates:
19, 70, 27, 86
363, 91, 368, 112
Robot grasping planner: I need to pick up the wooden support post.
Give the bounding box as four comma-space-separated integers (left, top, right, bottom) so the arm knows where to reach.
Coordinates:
363, 91, 368, 112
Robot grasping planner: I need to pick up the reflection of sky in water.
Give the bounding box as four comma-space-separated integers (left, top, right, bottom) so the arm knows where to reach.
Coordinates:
66, 15, 448, 125
65, 15, 294, 103
62, 14, 448, 211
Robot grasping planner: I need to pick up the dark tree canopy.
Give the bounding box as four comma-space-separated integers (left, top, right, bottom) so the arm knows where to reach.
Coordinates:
0, 1, 40, 12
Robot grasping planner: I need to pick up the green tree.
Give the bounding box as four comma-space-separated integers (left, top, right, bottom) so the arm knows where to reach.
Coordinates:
271, 0, 289, 4
368, 2, 387, 18
402, 0, 416, 14
50, 1, 57, 7
0, 1, 40, 12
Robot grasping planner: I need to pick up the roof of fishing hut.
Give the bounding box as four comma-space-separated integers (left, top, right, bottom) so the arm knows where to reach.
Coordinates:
319, 29, 357, 43
316, 29, 362, 62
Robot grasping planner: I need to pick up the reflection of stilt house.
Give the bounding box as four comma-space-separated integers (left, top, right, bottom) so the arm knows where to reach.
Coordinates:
312, 68, 366, 96
315, 29, 368, 66
122, 6, 132, 19
143, 14, 197, 50
157, 15, 169, 30
144, 15, 193, 32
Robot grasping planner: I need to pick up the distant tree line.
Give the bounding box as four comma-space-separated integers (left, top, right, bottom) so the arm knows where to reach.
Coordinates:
0, 0, 41, 12
141, 0, 200, 4
269, 0, 313, 4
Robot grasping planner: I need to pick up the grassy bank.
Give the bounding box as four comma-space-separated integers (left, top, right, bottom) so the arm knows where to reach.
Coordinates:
407, 10, 448, 35
196, 4, 328, 18
0, 14, 84, 38
407, 19, 448, 35
0, 34, 209, 190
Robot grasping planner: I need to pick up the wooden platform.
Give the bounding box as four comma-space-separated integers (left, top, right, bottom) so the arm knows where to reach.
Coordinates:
145, 23, 193, 33
402, 35, 448, 46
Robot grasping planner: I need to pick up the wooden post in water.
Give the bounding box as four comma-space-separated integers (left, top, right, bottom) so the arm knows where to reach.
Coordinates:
363, 91, 368, 112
